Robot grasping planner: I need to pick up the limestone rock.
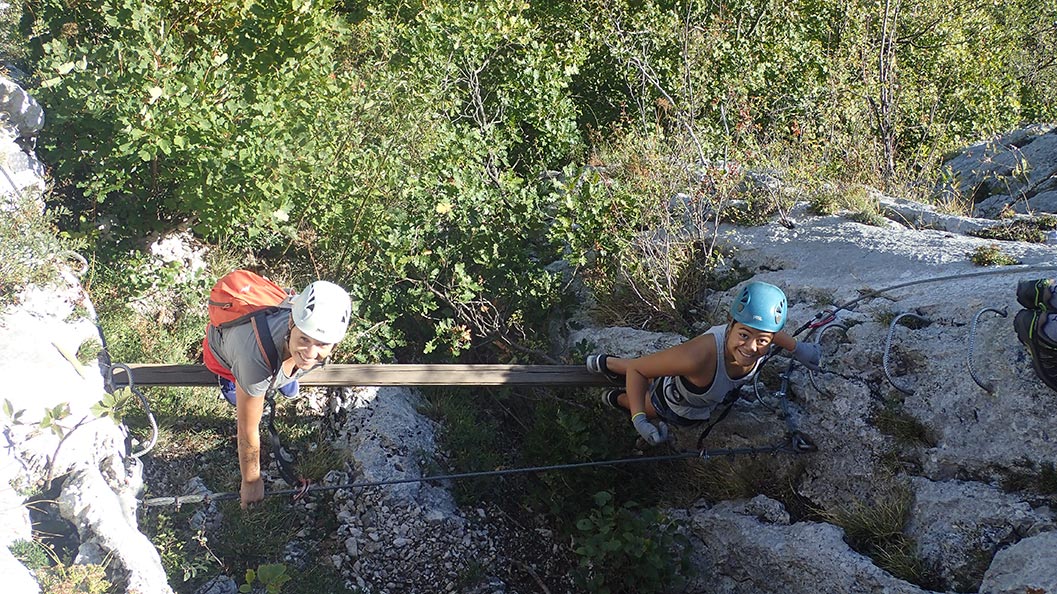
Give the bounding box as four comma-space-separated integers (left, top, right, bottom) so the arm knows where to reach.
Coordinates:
938, 123, 1057, 217
0, 76, 45, 208
979, 531, 1057, 594
906, 476, 1056, 591
568, 325, 686, 359
322, 386, 506, 592
1, 273, 172, 594
686, 497, 937, 594
0, 76, 44, 139
192, 576, 239, 594
57, 467, 173, 594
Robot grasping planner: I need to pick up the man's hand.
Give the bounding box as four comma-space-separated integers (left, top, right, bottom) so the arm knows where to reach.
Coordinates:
240, 477, 265, 509
632, 413, 669, 445
792, 341, 822, 372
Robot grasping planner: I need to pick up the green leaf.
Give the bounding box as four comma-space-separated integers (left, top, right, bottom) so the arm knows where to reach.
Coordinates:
56, 62, 76, 75
592, 490, 613, 507
256, 564, 287, 584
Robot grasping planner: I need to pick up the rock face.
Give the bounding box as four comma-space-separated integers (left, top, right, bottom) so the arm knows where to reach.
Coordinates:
0, 75, 173, 594
2, 280, 174, 594
906, 477, 1055, 592
939, 123, 1057, 217
979, 531, 1057, 594
0, 76, 45, 209
316, 387, 504, 593
685, 497, 934, 594
579, 181, 1057, 593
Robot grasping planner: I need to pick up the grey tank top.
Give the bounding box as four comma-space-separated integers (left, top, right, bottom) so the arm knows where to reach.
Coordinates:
206, 301, 304, 397
661, 324, 763, 421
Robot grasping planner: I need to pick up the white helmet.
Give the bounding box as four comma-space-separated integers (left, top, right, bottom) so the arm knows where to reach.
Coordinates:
291, 280, 351, 344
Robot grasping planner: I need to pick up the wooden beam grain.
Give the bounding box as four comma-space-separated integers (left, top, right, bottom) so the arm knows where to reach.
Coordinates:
111, 364, 617, 388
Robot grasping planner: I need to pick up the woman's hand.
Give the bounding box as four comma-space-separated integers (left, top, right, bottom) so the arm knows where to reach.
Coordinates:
632, 413, 669, 445
240, 477, 265, 509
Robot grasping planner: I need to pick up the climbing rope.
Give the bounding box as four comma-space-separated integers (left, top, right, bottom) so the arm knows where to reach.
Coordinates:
140, 439, 807, 508
110, 363, 159, 458
789, 264, 1057, 338
967, 307, 1008, 394
59, 250, 159, 459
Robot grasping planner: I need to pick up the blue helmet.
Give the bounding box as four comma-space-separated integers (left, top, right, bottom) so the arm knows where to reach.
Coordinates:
730, 281, 787, 332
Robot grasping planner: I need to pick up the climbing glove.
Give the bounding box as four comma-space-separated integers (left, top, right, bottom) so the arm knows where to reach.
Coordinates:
791, 340, 822, 372
632, 413, 669, 445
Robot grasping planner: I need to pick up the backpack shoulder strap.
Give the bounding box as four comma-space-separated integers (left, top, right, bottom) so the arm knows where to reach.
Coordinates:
248, 309, 282, 373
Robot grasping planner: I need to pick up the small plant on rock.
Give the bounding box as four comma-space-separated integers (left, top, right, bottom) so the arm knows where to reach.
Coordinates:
873, 401, 937, 447
10, 538, 111, 594
968, 244, 1020, 266
90, 387, 135, 425
821, 484, 938, 587
969, 216, 1057, 243
242, 563, 292, 594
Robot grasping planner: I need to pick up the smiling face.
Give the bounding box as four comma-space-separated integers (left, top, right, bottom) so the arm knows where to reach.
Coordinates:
725, 322, 774, 368
287, 324, 336, 370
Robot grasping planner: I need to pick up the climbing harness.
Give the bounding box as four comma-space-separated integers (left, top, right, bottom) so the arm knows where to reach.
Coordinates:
967, 307, 1008, 394
263, 379, 312, 500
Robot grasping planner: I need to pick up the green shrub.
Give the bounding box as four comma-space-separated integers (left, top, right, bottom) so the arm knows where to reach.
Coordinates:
9, 539, 50, 571
28, 0, 349, 246
242, 564, 291, 594
0, 195, 82, 307
573, 491, 692, 594
420, 389, 505, 504
969, 217, 1057, 243
968, 244, 1020, 267
35, 563, 111, 594
10, 540, 112, 594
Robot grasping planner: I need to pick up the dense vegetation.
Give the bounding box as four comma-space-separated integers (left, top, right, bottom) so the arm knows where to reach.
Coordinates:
6, 0, 1057, 592
21, 0, 1057, 357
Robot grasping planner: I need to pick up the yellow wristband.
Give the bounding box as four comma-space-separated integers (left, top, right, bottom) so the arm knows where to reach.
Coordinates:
631, 412, 646, 421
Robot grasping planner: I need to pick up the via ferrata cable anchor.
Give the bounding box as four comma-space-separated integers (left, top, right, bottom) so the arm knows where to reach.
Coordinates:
967, 306, 1008, 395
882, 312, 931, 395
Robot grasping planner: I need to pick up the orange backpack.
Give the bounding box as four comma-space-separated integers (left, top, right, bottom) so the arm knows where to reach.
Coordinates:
203, 270, 292, 380
207, 269, 290, 328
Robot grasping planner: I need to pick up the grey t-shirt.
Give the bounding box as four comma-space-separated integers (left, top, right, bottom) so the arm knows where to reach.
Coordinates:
206, 302, 306, 397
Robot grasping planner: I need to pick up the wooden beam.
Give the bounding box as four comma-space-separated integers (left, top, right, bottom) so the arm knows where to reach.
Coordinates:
111, 364, 617, 388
